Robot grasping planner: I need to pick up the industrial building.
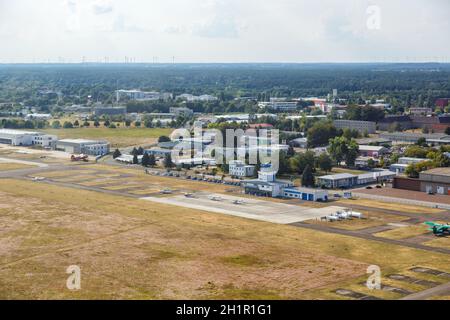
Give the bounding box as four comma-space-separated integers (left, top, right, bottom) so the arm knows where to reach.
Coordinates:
419, 168, 450, 195
169, 107, 194, 118
389, 157, 427, 173
0, 129, 56, 147
116, 90, 172, 102
333, 120, 376, 134
393, 167, 450, 195
379, 132, 450, 145
144, 148, 172, 158
55, 139, 110, 156
283, 187, 329, 202
317, 170, 396, 189
229, 160, 256, 177
358, 145, 389, 158
317, 173, 358, 189
93, 106, 127, 116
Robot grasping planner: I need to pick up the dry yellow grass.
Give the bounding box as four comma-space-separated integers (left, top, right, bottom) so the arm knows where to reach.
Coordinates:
424, 238, 450, 250
337, 198, 442, 214
0, 178, 449, 299
375, 225, 429, 240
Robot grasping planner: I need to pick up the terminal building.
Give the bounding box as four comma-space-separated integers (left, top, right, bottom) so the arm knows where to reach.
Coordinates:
54, 139, 110, 156
317, 171, 396, 189
229, 160, 256, 178
242, 164, 293, 197
0, 129, 56, 148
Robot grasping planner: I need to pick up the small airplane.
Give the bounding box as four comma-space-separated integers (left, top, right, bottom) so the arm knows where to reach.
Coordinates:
71, 154, 89, 162
208, 196, 223, 201
425, 222, 450, 236
160, 189, 173, 194
184, 193, 195, 198
32, 176, 45, 181
232, 200, 245, 205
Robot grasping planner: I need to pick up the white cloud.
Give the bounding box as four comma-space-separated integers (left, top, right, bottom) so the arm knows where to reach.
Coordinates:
0, 0, 449, 62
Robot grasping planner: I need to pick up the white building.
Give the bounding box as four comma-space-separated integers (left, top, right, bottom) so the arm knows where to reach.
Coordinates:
116, 89, 172, 102
258, 101, 298, 111
0, 129, 56, 147
242, 164, 293, 197
229, 160, 256, 177
283, 187, 329, 202
55, 139, 110, 156
25, 113, 52, 120
176, 94, 218, 102
169, 107, 194, 118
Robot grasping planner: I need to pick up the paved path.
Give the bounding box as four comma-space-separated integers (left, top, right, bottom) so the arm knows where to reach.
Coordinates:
291, 222, 450, 255
400, 282, 450, 300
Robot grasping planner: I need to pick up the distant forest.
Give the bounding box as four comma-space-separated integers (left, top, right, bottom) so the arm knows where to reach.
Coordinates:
1, 63, 450, 112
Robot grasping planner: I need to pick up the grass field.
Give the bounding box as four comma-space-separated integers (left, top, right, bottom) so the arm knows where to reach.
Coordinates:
337, 198, 443, 214
42, 127, 173, 148
375, 225, 429, 240
0, 178, 450, 299
424, 238, 450, 250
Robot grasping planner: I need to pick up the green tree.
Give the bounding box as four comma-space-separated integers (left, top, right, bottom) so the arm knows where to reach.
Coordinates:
307, 121, 339, 148
405, 164, 420, 178
301, 165, 315, 187
63, 121, 73, 129
345, 140, 359, 167
74, 120, 80, 127
83, 120, 90, 127
141, 153, 150, 167
317, 153, 333, 173
112, 149, 121, 159
158, 135, 171, 143
51, 120, 61, 129
93, 120, 100, 128
104, 120, 110, 127
289, 151, 316, 175
445, 126, 450, 135
328, 137, 348, 165
163, 153, 173, 168
148, 154, 156, 167
132, 154, 139, 165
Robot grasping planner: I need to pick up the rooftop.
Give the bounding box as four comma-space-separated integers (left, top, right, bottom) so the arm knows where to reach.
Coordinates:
421, 167, 450, 177
318, 173, 356, 180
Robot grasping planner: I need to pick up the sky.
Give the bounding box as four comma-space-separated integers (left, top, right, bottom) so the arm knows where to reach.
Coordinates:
0, 0, 449, 63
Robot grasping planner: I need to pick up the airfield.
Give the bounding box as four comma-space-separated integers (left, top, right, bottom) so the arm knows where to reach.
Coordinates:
142, 193, 347, 224
0, 145, 449, 300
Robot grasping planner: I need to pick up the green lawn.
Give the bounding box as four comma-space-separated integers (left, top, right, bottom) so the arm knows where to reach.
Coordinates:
43, 127, 173, 148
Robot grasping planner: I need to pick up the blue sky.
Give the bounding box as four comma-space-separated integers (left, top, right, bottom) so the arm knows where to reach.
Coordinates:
0, 0, 449, 63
